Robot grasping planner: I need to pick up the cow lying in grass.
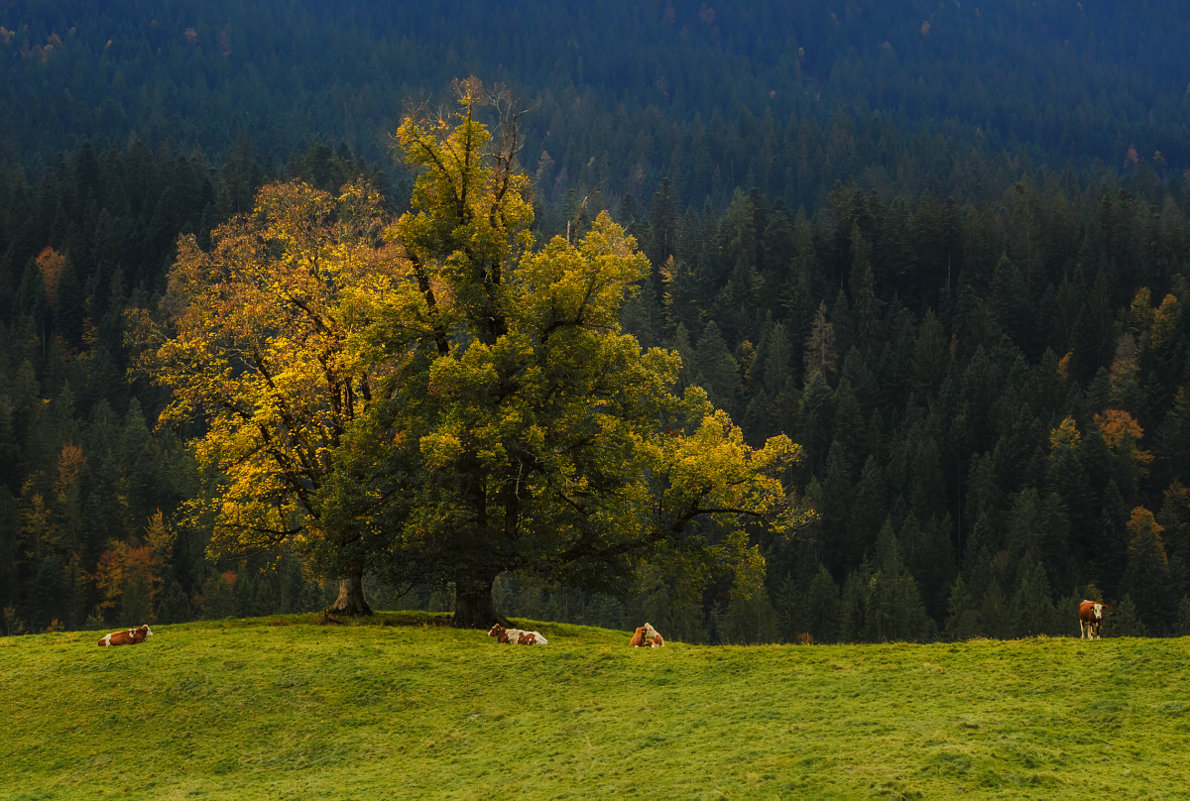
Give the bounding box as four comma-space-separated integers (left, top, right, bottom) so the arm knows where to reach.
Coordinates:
487, 623, 548, 645
97, 624, 153, 647
629, 623, 665, 647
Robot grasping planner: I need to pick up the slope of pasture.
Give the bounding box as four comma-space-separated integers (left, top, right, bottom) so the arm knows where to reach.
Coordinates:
3, 614, 1188, 799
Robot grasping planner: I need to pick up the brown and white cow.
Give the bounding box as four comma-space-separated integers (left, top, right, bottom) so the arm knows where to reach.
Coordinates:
487, 623, 523, 643
629, 624, 663, 648
1079, 600, 1103, 640
97, 624, 153, 647
488, 623, 548, 645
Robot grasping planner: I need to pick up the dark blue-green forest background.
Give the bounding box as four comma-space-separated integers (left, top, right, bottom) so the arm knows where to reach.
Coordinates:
4, 0, 1190, 642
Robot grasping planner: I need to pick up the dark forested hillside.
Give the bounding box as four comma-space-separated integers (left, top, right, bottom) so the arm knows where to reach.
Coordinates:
3, 0, 1189, 208
622, 177, 1190, 643
3, 0, 1190, 641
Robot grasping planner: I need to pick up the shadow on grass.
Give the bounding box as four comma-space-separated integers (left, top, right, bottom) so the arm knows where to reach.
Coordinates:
315, 610, 456, 628
209, 610, 457, 629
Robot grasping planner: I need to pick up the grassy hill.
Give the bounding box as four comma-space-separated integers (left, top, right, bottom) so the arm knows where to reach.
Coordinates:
3, 614, 1188, 799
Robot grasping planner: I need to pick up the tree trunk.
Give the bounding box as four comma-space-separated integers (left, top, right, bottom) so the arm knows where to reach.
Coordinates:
452, 567, 501, 628
326, 570, 372, 616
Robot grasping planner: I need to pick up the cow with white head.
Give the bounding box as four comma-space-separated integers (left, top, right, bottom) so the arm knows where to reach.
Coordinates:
1079, 600, 1103, 640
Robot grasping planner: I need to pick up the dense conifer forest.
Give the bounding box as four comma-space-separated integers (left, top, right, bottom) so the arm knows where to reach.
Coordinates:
4, 0, 1190, 641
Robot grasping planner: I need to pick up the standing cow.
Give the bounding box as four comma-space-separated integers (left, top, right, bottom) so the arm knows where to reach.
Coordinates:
1079, 600, 1103, 640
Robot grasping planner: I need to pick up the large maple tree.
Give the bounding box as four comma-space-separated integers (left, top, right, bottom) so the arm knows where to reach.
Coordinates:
139, 178, 403, 614
339, 80, 808, 626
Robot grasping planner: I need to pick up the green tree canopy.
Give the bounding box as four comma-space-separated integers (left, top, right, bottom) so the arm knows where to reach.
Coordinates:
341, 81, 806, 627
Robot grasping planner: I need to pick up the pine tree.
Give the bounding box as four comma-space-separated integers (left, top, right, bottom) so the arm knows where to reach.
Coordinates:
1109, 595, 1148, 637
803, 563, 842, 644
803, 301, 838, 383
1174, 596, 1190, 636
979, 579, 1011, 639
817, 440, 854, 572
721, 583, 780, 644
1011, 556, 1058, 637
901, 512, 956, 621
0, 487, 19, 614
797, 371, 835, 475
645, 177, 677, 269
850, 456, 887, 555
1119, 506, 1172, 633
944, 575, 982, 640
839, 565, 870, 643
692, 321, 741, 415
861, 522, 935, 642
155, 580, 193, 624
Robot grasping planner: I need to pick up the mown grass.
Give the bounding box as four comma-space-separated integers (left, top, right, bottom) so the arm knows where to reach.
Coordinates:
3, 614, 1188, 799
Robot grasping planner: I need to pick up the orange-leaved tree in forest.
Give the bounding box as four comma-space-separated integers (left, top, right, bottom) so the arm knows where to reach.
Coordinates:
1094, 409, 1154, 468
93, 510, 174, 622
131, 179, 412, 615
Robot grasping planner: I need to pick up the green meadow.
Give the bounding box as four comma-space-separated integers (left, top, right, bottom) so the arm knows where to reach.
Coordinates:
3, 615, 1188, 799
